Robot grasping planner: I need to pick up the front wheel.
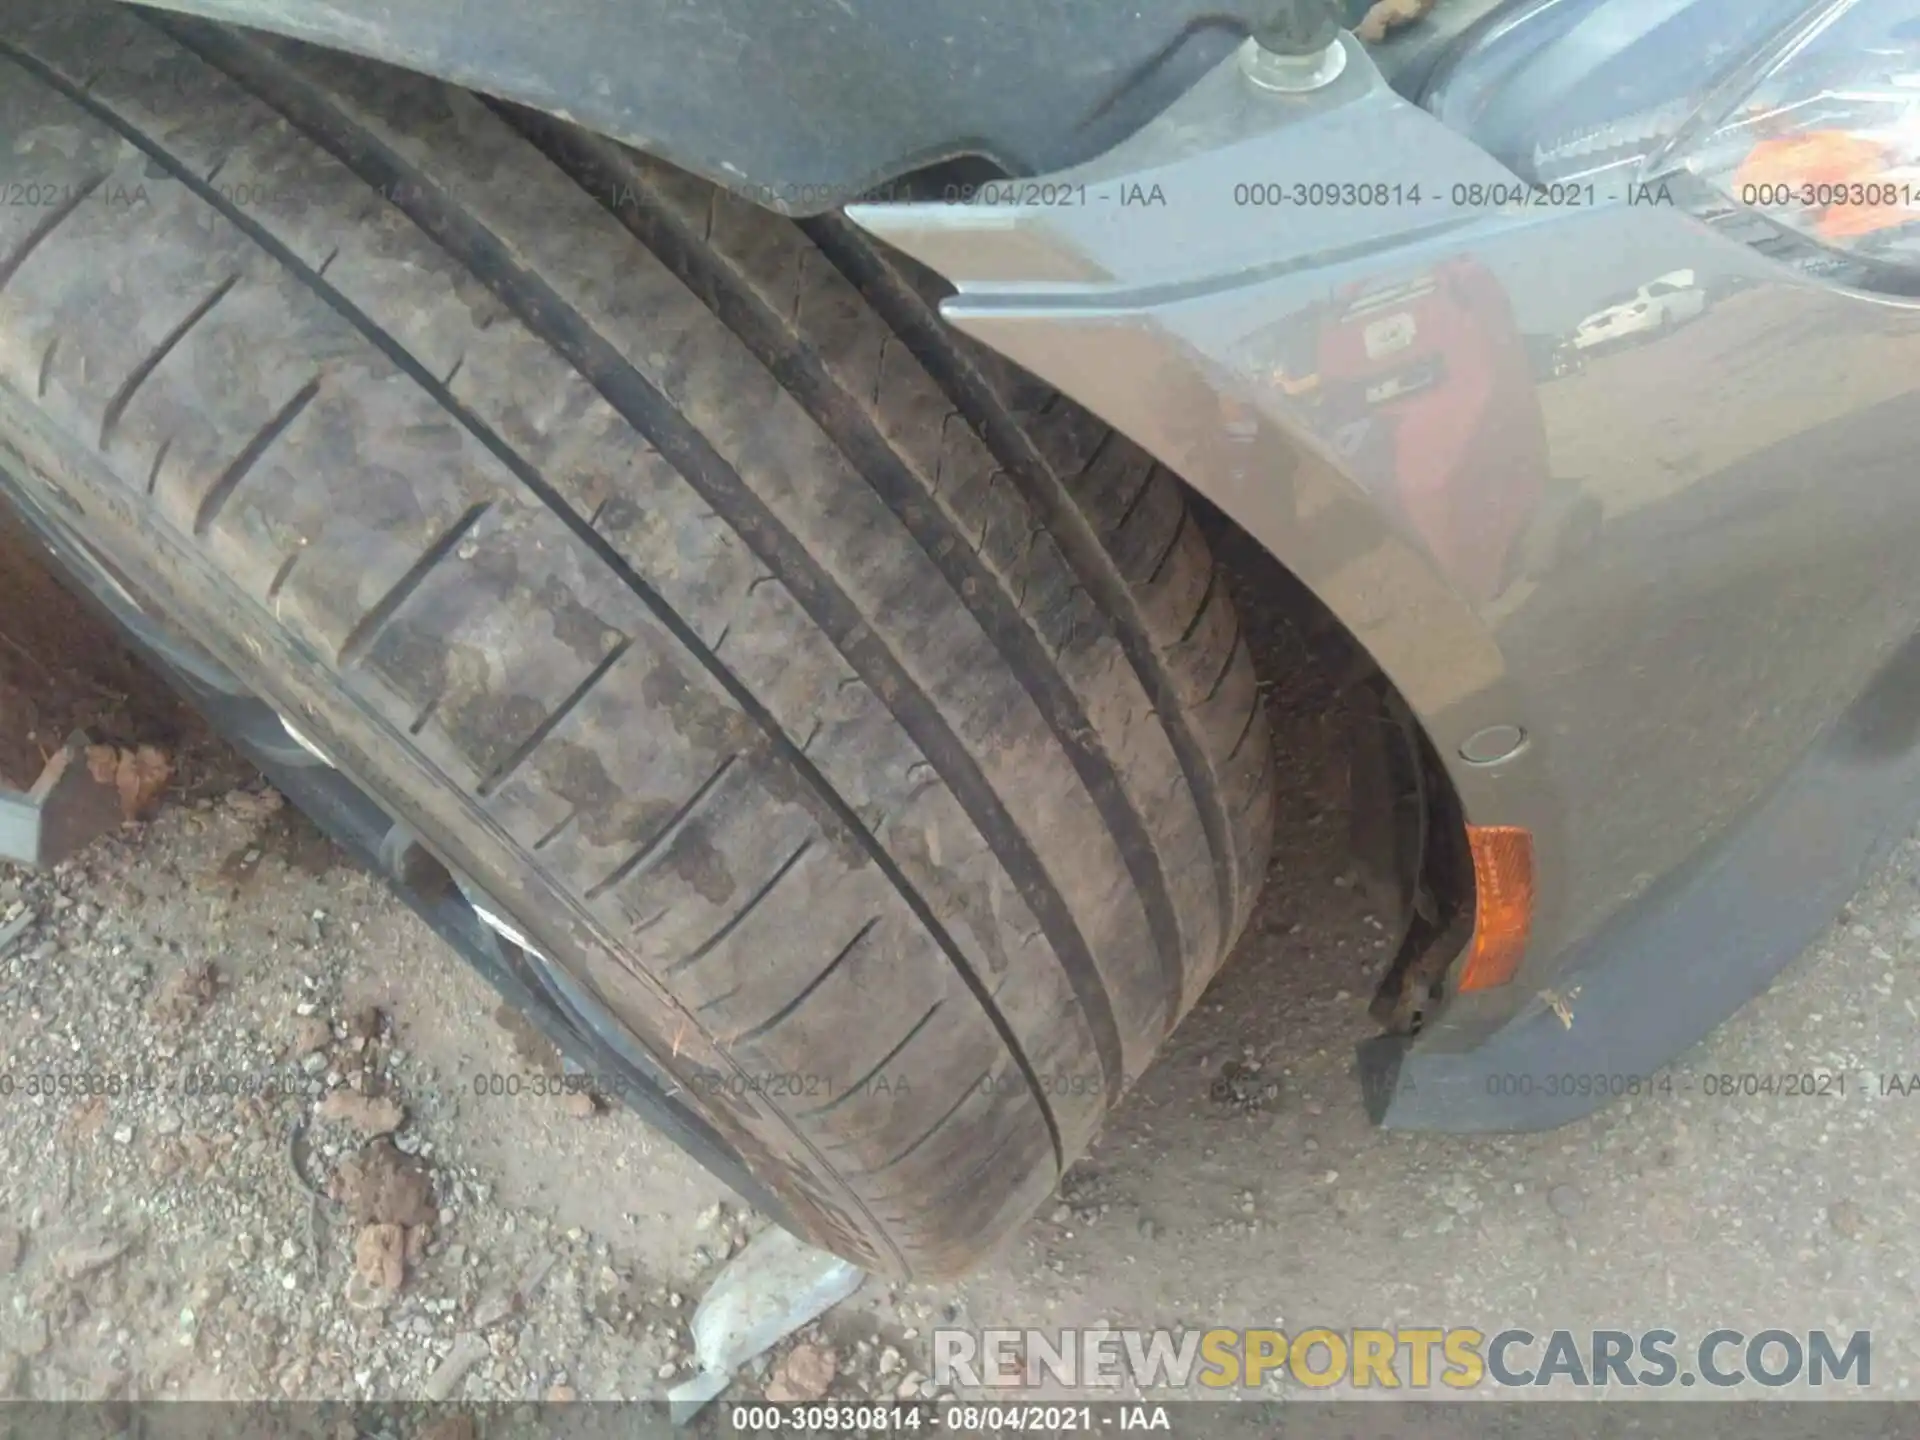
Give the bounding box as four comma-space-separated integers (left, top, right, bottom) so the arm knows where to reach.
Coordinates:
0, 2, 1275, 1277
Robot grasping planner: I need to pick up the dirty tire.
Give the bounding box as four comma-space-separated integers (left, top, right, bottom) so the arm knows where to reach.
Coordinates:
0, 2, 1274, 1278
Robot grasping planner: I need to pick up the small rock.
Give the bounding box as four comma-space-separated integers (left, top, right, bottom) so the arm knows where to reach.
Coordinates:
0, 910, 36, 959
423, 1333, 490, 1401
1137, 1217, 1162, 1241
765, 1343, 837, 1403
545, 1384, 578, 1402
291, 1016, 333, 1056
65, 1097, 107, 1140
563, 1091, 598, 1120
1547, 1184, 1584, 1220
878, 1346, 903, 1376
317, 1090, 405, 1136
471, 1249, 556, 1330
348, 1005, 384, 1041
225, 787, 285, 820
470, 1288, 517, 1331
110, 1126, 133, 1147
1830, 1199, 1866, 1240
330, 1138, 435, 1227
52, 1229, 136, 1281
1049, 1206, 1071, 1225
0, 1227, 24, 1275
150, 960, 218, 1030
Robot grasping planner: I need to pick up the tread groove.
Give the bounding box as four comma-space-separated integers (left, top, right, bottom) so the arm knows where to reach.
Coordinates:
1109, 460, 1160, 541
733, 916, 880, 1046
918, 1117, 1025, 1210
333, 495, 487, 664
100, 272, 241, 447
586, 754, 736, 901
0, 172, 105, 294
667, 837, 815, 975
507, 118, 1147, 1090
407, 689, 443, 736
1145, 505, 1189, 588
856, 1066, 992, 1177
799, 1000, 943, 1119
1202, 611, 1244, 708
533, 809, 577, 852
144, 435, 173, 497
1178, 562, 1221, 647
150, 41, 1078, 1162
1227, 688, 1264, 763
476, 635, 632, 797
35, 335, 58, 399
801, 214, 1245, 960
192, 375, 321, 537
265, 544, 302, 601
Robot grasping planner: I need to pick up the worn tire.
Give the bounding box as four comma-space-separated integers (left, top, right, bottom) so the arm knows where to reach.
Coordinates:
0, 1, 1274, 1277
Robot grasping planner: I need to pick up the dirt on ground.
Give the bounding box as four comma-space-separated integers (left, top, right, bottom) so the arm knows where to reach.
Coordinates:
0, 529, 218, 795
0, 510, 1915, 1407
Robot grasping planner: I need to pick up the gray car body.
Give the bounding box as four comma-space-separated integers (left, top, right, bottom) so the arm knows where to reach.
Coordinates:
106, 0, 1920, 1126
850, 22, 1920, 1121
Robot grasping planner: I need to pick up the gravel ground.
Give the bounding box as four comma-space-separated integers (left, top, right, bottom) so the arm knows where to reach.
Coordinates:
0, 514, 1914, 1406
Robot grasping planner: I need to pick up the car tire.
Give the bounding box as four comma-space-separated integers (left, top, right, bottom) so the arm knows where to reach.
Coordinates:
0, 3, 1274, 1277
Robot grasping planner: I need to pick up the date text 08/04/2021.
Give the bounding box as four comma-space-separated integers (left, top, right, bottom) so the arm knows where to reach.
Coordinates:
930, 178, 1685, 209
8, 1065, 1912, 1106
726, 1404, 1166, 1433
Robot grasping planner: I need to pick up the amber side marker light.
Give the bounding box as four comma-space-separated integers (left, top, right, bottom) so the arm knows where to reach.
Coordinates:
1458, 824, 1535, 992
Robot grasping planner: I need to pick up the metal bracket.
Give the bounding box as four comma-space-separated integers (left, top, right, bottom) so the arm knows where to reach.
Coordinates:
0, 732, 122, 869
